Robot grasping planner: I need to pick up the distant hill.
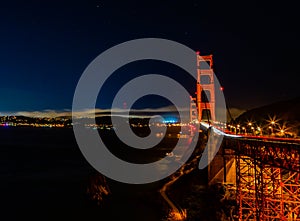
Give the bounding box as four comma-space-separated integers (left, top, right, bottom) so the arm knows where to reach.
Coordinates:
234, 96, 300, 136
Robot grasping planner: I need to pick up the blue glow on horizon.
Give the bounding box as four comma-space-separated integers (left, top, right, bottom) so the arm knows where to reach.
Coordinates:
162, 117, 179, 124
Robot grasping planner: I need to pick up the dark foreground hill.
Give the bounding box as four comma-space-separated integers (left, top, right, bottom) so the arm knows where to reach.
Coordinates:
234, 96, 300, 136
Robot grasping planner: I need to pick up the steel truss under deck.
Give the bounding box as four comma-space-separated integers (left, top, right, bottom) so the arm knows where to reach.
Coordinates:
224, 138, 300, 220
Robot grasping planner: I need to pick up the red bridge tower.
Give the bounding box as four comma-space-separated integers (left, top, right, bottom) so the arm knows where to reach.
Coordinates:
190, 52, 215, 123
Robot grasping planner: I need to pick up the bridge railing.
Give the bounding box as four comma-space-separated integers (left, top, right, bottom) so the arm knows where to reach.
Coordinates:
222, 137, 300, 172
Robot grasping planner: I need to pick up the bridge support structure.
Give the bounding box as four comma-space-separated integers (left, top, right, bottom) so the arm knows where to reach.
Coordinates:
190, 52, 216, 123
232, 139, 300, 220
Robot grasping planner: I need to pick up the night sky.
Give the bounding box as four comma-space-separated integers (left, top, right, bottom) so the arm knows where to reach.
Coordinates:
0, 0, 299, 113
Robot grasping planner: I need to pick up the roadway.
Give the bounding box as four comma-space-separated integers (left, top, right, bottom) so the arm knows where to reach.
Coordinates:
159, 154, 200, 220
200, 122, 300, 144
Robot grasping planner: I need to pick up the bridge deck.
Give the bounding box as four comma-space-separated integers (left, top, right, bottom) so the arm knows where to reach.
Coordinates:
223, 136, 300, 172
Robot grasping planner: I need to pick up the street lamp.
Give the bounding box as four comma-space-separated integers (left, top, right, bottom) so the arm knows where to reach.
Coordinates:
278, 124, 288, 137
257, 127, 262, 136
233, 126, 236, 134
251, 126, 255, 135
268, 126, 273, 136
247, 122, 253, 135
242, 127, 246, 134
268, 121, 276, 137
267, 115, 280, 137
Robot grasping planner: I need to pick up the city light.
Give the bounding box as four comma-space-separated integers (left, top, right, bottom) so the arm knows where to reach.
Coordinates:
267, 115, 280, 126
222, 117, 298, 138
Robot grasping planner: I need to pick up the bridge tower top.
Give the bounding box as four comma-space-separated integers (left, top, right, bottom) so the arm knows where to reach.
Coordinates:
192, 52, 215, 123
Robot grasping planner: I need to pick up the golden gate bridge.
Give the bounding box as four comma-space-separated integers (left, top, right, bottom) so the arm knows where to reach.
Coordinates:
190, 52, 300, 220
